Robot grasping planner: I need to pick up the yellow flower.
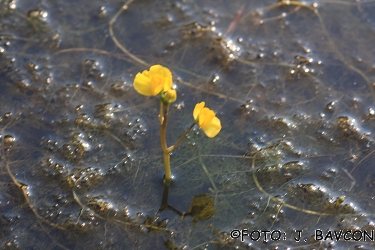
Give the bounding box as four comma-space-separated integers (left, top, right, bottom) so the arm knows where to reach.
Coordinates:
161, 88, 177, 104
193, 102, 221, 138
133, 65, 172, 96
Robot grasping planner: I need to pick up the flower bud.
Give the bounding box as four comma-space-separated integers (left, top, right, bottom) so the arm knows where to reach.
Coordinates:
161, 89, 177, 104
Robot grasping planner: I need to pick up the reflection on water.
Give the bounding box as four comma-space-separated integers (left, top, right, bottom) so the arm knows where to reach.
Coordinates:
1, 0, 375, 248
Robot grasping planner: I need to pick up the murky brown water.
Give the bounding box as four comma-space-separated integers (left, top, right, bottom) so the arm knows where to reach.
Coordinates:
1, 0, 375, 249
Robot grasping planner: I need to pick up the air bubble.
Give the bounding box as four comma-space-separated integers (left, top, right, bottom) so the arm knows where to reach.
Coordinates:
98, 6, 107, 18
325, 101, 335, 111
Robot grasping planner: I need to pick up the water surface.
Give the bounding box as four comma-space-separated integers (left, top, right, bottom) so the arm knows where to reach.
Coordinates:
1, 0, 375, 249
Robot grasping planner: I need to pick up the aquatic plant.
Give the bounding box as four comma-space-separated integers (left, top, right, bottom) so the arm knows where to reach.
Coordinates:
133, 65, 222, 185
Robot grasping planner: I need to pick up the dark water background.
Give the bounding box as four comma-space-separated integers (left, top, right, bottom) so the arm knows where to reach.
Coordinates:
1, 0, 375, 249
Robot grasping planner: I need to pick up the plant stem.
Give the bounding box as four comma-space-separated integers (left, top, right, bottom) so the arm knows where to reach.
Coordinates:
160, 101, 172, 185
160, 103, 196, 185
167, 122, 196, 153
158, 100, 164, 125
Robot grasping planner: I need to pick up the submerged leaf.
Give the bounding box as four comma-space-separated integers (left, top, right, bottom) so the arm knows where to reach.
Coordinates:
189, 194, 216, 223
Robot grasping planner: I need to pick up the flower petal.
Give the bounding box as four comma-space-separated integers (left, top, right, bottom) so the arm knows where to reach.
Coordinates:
133, 71, 152, 96
201, 117, 221, 138
198, 108, 215, 128
150, 74, 164, 95
193, 102, 205, 120
149, 65, 172, 92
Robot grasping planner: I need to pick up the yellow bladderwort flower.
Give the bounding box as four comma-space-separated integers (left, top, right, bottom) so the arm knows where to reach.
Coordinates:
133, 64, 172, 96
193, 102, 222, 138
161, 88, 177, 104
